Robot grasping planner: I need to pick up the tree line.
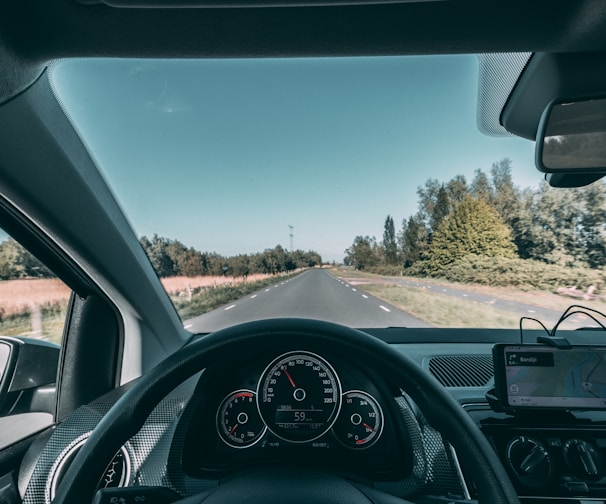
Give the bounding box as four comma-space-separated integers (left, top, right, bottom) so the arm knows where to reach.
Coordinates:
0, 234, 322, 282
140, 235, 322, 278
344, 158, 606, 274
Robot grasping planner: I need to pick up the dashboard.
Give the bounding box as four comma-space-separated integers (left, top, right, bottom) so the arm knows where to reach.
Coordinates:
179, 349, 412, 480
19, 327, 606, 504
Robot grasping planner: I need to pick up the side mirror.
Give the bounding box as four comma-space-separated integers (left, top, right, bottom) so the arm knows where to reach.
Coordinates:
0, 337, 59, 415
536, 97, 606, 185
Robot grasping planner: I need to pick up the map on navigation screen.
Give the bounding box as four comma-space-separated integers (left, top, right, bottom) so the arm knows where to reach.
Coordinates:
501, 345, 606, 409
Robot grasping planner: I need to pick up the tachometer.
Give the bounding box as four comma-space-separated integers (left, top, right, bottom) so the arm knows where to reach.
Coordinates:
217, 389, 266, 448
257, 351, 341, 443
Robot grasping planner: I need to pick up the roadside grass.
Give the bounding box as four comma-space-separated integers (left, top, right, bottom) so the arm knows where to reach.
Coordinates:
361, 284, 524, 328
172, 272, 301, 320
161, 273, 273, 295
0, 300, 68, 344
330, 267, 606, 315
0, 273, 303, 343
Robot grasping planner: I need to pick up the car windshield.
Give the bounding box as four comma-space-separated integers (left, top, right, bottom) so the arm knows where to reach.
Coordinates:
49, 55, 606, 334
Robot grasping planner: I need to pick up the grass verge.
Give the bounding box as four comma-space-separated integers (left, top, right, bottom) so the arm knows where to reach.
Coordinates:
331, 267, 606, 315
0, 301, 68, 344
172, 272, 301, 320
361, 284, 523, 328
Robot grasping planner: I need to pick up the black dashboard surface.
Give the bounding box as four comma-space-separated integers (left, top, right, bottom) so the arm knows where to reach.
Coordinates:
19, 327, 606, 503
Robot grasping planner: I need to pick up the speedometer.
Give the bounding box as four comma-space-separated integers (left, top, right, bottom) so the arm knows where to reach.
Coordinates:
257, 351, 341, 443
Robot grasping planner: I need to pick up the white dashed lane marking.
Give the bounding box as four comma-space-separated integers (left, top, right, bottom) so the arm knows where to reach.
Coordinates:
265, 289, 271, 292
184, 324, 193, 329
224, 304, 236, 311
251, 295, 257, 299
379, 305, 391, 313
362, 295, 369, 299
352, 288, 357, 292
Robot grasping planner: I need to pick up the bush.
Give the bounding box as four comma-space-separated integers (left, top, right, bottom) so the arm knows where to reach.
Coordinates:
366, 265, 403, 276
407, 255, 606, 293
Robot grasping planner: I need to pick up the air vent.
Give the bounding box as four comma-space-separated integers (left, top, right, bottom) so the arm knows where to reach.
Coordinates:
47, 435, 131, 503
428, 355, 493, 387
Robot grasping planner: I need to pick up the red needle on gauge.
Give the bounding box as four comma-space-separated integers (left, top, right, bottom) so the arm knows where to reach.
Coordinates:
363, 423, 375, 432
229, 424, 239, 435
283, 367, 296, 388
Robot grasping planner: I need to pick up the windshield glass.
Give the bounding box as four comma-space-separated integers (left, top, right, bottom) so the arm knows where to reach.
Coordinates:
50, 56, 606, 333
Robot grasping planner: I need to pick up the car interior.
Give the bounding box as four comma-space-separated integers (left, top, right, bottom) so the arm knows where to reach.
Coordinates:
1, 1, 606, 503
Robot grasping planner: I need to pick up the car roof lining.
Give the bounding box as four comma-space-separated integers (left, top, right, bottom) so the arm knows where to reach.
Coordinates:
2, 1, 606, 104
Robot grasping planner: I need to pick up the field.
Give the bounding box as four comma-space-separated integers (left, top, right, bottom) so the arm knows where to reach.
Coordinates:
0, 274, 285, 344
0, 278, 71, 344
161, 273, 273, 295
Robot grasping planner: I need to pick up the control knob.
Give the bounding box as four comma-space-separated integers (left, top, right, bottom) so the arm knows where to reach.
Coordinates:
506, 436, 553, 488
564, 439, 602, 481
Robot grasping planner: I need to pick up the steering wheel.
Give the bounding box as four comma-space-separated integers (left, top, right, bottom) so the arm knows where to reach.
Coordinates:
51, 318, 520, 504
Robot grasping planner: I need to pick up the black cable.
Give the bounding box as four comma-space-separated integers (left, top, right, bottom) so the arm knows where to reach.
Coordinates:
551, 307, 606, 336
519, 316, 551, 344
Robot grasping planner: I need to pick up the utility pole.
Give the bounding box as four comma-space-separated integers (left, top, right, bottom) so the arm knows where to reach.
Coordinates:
288, 225, 294, 253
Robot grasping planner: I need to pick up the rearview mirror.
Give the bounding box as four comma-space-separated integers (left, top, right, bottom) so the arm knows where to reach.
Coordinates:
536, 98, 606, 176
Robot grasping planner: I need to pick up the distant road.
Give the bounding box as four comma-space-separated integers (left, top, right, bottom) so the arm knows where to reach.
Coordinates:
184, 269, 429, 333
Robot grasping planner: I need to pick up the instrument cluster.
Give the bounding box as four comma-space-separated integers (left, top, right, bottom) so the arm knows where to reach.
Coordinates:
180, 349, 410, 479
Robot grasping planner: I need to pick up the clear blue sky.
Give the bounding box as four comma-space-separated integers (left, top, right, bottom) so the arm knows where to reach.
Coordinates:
51, 56, 538, 263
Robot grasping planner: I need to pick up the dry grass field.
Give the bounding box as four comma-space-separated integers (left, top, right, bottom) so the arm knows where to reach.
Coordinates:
161, 273, 272, 295
0, 275, 277, 343
0, 278, 71, 316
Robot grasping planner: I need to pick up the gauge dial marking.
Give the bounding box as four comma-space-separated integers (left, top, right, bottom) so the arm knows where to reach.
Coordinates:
258, 351, 341, 443
217, 389, 266, 449
333, 390, 383, 449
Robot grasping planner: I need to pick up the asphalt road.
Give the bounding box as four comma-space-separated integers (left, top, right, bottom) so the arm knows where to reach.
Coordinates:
184, 269, 429, 333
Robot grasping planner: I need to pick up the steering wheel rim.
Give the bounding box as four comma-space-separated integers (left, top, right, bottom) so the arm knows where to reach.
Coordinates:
51, 318, 520, 504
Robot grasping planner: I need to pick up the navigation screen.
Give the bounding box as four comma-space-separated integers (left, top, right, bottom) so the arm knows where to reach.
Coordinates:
499, 345, 606, 409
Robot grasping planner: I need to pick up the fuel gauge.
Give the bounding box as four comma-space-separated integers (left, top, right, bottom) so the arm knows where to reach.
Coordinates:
333, 390, 383, 449
217, 390, 266, 448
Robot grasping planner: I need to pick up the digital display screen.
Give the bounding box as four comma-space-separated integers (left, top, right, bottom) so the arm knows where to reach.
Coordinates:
275, 407, 324, 428
499, 345, 606, 409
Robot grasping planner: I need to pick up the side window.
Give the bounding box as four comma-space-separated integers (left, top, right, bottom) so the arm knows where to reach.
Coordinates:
0, 231, 68, 443
0, 234, 69, 345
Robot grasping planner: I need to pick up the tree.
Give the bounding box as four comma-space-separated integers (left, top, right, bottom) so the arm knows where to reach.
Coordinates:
425, 196, 516, 274
399, 214, 428, 267
0, 238, 54, 280
579, 181, 606, 268
446, 174, 468, 206
490, 159, 521, 230
470, 169, 493, 202
344, 236, 379, 270
140, 235, 175, 277
382, 215, 398, 265
429, 184, 450, 233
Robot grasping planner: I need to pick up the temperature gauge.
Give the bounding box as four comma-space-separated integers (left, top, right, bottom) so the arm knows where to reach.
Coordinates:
217, 390, 266, 448
333, 390, 383, 449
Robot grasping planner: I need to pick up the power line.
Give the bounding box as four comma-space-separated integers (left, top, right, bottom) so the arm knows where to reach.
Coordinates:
288, 225, 294, 253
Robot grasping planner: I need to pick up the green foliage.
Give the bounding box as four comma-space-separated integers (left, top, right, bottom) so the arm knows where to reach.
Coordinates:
399, 214, 427, 267
424, 197, 516, 274
382, 215, 398, 265
140, 235, 321, 278
418, 254, 606, 292
0, 238, 54, 280
343, 236, 379, 270
0, 300, 68, 344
